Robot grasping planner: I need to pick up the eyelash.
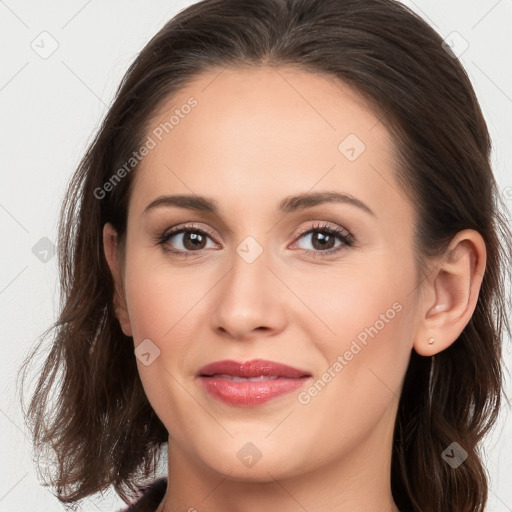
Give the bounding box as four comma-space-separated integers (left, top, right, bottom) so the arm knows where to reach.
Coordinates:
156, 222, 354, 258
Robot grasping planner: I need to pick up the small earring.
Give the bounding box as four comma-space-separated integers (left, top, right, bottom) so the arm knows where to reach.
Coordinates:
427, 337, 435, 345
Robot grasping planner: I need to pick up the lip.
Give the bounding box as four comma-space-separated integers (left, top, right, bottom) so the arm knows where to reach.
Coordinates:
197, 359, 312, 407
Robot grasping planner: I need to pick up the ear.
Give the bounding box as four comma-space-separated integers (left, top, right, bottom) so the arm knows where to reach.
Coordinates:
413, 229, 486, 356
103, 223, 133, 337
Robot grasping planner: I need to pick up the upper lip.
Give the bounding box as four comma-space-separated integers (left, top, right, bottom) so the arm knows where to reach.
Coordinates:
198, 359, 311, 378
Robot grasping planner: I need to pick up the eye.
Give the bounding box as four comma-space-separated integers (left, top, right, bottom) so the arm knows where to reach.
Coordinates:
292, 222, 354, 257
156, 221, 354, 258
156, 223, 218, 257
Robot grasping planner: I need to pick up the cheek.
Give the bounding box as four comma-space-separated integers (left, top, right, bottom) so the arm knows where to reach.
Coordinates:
293, 275, 413, 456
124, 252, 207, 342
295, 259, 409, 342
294, 253, 415, 394
123, 253, 205, 429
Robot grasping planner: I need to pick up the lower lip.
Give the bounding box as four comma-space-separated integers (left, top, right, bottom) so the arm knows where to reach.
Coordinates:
199, 376, 310, 406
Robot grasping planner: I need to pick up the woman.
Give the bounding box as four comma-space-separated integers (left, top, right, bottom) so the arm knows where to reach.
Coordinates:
18, 0, 511, 511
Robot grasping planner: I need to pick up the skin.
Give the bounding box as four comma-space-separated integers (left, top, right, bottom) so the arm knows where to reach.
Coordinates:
103, 66, 486, 512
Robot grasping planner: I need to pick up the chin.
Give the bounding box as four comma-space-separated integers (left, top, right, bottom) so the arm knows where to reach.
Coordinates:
190, 440, 302, 481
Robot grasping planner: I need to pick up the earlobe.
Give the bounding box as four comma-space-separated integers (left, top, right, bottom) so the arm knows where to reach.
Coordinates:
103, 223, 133, 337
413, 229, 486, 357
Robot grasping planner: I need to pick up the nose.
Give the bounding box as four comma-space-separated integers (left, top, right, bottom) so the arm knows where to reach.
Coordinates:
209, 244, 287, 341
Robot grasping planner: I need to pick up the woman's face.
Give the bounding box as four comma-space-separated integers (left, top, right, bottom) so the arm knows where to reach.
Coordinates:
112, 66, 423, 481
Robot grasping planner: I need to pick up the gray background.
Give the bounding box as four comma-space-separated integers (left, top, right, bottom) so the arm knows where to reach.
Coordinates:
0, 0, 511, 510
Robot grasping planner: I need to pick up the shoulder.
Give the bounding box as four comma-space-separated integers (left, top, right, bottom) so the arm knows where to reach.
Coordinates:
116, 478, 167, 512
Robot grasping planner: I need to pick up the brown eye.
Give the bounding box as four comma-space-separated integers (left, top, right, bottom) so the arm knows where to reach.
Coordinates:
157, 225, 218, 257
301, 230, 338, 251
293, 223, 354, 257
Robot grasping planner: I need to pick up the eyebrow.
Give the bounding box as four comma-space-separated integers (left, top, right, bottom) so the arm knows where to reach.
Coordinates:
143, 191, 375, 216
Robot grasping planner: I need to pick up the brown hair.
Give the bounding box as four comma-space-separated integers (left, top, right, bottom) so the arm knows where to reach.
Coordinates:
18, 0, 512, 510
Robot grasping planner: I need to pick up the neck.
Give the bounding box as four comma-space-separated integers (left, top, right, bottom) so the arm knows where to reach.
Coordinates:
158, 411, 400, 512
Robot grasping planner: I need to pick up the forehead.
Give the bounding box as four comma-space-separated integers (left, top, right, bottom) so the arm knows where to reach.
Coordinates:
129, 66, 411, 226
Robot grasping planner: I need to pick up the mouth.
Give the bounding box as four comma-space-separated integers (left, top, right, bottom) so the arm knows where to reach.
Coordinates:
197, 359, 312, 407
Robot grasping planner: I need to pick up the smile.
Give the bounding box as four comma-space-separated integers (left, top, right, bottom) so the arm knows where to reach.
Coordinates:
197, 359, 312, 407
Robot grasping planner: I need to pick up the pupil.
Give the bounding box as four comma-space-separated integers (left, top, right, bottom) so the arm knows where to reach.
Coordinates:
184, 232, 205, 250
313, 232, 333, 250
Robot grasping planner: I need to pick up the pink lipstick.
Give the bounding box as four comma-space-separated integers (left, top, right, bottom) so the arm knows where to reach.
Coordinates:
197, 359, 311, 407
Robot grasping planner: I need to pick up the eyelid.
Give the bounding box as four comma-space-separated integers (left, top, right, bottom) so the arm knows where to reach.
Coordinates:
293, 222, 352, 240
158, 221, 351, 242
156, 220, 355, 256
161, 222, 218, 241
289, 222, 354, 253
154, 222, 220, 257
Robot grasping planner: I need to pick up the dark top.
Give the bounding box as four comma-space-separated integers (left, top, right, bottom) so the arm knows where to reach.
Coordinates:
117, 478, 167, 512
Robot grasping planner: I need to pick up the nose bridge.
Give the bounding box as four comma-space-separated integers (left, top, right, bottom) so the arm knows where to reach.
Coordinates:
210, 234, 285, 337
225, 235, 271, 306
